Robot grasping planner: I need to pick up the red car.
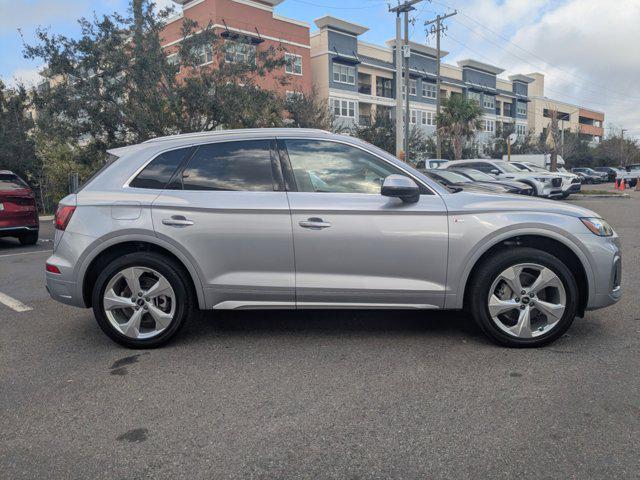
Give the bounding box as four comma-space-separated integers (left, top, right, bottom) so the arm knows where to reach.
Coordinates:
0, 170, 39, 245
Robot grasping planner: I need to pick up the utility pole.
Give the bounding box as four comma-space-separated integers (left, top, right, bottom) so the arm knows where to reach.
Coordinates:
425, 10, 456, 159
621, 129, 627, 167
389, 0, 424, 162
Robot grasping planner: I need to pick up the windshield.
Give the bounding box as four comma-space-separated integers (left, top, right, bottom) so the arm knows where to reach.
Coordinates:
0, 174, 28, 191
511, 163, 531, 172
523, 163, 548, 172
459, 169, 494, 181
494, 161, 523, 173
558, 167, 569, 173
431, 170, 472, 183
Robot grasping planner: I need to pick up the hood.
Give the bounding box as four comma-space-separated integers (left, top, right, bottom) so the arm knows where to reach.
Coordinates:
443, 191, 599, 218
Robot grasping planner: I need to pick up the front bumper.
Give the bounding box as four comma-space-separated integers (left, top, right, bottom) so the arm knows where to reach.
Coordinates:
582, 234, 623, 311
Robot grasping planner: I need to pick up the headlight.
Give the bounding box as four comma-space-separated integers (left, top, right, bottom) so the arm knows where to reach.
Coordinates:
581, 217, 614, 237
535, 177, 551, 183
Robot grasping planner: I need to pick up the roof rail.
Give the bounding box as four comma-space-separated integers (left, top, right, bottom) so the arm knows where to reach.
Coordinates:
142, 128, 331, 144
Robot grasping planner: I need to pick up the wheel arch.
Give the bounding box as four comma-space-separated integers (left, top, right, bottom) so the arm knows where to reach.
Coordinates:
79, 235, 206, 309
459, 231, 593, 317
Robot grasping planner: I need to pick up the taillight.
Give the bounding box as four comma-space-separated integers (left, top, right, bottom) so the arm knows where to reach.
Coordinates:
46, 263, 61, 274
55, 205, 76, 231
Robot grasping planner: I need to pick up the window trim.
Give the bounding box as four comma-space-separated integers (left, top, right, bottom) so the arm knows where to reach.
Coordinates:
284, 52, 303, 76
275, 137, 435, 195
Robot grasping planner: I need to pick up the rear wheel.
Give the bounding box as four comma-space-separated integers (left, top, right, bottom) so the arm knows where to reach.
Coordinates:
468, 247, 578, 347
92, 252, 194, 348
18, 231, 38, 245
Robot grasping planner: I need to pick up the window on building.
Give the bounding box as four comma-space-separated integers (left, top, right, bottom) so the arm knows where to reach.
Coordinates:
181, 140, 274, 191
503, 102, 512, 116
284, 139, 403, 194
495, 101, 502, 116
427, 111, 436, 126
516, 124, 528, 136
330, 98, 357, 119
286, 91, 303, 101
409, 79, 417, 96
167, 53, 180, 69
516, 101, 527, 116
376, 77, 393, 98
422, 82, 437, 99
193, 44, 213, 65
225, 41, 256, 64
410, 109, 417, 125
468, 91, 481, 104
483, 96, 495, 110
483, 119, 495, 133
284, 53, 302, 75
332, 63, 356, 85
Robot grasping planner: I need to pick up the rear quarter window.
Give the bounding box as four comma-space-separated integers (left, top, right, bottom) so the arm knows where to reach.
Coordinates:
129, 147, 194, 189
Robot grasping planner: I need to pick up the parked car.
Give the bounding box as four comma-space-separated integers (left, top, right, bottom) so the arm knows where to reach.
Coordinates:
0, 170, 39, 245
46, 129, 622, 348
422, 169, 513, 194
511, 162, 581, 198
616, 164, 640, 187
592, 166, 619, 182
445, 168, 534, 195
415, 159, 448, 170
571, 168, 607, 184
440, 159, 563, 198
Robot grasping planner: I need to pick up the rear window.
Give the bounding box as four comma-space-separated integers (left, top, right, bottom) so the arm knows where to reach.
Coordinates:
181, 140, 274, 191
0, 174, 28, 191
130, 147, 194, 189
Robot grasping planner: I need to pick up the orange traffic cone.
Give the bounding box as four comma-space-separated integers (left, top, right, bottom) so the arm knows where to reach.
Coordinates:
620, 179, 626, 191
636, 178, 640, 191
613, 178, 619, 190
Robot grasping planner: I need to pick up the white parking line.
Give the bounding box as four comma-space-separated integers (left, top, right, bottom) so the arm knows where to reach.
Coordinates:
0, 250, 53, 259
0, 291, 33, 312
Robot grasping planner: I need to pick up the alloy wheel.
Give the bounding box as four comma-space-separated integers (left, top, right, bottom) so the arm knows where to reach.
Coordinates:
103, 267, 176, 339
487, 263, 566, 339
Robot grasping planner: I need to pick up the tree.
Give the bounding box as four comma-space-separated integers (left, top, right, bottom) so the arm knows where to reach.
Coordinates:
436, 95, 483, 160
284, 87, 333, 130
0, 81, 36, 182
547, 108, 563, 171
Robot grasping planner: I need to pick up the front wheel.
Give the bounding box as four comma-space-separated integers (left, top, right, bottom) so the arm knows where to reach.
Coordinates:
468, 247, 578, 347
92, 252, 194, 348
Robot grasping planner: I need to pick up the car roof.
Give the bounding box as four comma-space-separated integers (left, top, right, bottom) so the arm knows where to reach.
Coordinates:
0, 170, 16, 175
107, 128, 337, 157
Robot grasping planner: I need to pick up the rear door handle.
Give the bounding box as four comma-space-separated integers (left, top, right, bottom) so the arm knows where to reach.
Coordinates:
162, 215, 194, 227
299, 217, 331, 230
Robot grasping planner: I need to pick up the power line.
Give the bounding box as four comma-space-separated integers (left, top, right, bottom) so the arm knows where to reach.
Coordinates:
430, 0, 640, 102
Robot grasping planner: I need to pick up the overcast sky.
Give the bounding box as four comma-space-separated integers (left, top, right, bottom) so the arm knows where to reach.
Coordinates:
2, 0, 639, 137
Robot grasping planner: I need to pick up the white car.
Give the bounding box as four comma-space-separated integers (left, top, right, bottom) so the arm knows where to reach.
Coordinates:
441, 159, 564, 198
617, 164, 640, 186
511, 162, 581, 198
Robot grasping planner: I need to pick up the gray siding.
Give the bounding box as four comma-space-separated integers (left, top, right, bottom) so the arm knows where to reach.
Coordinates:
461, 67, 497, 90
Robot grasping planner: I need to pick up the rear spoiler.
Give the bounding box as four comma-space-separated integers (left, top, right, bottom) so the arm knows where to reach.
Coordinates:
106, 144, 148, 158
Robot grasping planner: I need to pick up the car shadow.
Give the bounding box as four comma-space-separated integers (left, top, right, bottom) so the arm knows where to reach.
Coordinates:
176, 309, 491, 346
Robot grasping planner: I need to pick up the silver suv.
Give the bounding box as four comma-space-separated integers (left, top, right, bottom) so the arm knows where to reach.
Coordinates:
46, 129, 622, 348
441, 159, 563, 198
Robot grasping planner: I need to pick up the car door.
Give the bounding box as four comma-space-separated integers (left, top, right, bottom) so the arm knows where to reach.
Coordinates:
152, 138, 295, 309
279, 138, 448, 309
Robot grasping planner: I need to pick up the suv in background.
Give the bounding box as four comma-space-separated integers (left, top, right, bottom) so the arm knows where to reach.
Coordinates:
511, 161, 581, 198
441, 159, 563, 198
593, 167, 619, 182
0, 170, 39, 245
572, 168, 607, 184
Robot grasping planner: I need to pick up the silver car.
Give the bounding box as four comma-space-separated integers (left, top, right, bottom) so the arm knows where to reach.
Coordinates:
46, 129, 622, 348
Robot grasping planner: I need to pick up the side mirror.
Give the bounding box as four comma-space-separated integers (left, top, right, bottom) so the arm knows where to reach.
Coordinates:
381, 175, 420, 203
490, 169, 500, 175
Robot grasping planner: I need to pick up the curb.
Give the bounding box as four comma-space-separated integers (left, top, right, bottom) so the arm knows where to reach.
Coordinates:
570, 193, 630, 199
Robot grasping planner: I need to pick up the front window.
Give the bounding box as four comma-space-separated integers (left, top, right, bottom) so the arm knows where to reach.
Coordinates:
181, 140, 274, 191
494, 161, 522, 173
332, 63, 355, 85
483, 96, 495, 109
284, 139, 403, 194
284, 53, 302, 75
225, 41, 256, 64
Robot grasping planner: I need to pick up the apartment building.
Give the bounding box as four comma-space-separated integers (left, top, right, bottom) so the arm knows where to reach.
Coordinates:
309, 16, 532, 142
161, 0, 312, 96
527, 72, 604, 145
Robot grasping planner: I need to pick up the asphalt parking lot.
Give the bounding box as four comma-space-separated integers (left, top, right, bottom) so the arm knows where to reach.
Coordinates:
1, 188, 639, 479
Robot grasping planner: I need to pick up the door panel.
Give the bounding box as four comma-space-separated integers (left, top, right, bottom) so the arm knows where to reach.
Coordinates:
151, 139, 295, 309
288, 193, 448, 307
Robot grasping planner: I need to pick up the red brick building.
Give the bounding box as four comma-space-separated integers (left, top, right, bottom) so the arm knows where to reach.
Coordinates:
161, 0, 311, 96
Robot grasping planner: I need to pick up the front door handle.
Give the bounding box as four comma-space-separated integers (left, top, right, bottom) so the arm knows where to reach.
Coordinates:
162, 215, 194, 227
299, 217, 331, 230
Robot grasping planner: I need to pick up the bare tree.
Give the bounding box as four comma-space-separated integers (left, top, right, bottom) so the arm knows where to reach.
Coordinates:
547, 108, 562, 172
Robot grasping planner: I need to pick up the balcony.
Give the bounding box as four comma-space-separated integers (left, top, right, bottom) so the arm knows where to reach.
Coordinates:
376, 77, 393, 99
358, 72, 372, 96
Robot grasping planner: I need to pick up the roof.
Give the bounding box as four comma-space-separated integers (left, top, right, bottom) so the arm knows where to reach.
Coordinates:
384, 40, 448, 58
508, 74, 535, 84
0, 170, 15, 175
457, 59, 505, 75
314, 16, 369, 35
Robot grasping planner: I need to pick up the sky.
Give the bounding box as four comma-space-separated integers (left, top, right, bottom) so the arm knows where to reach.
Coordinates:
2, 0, 639, 138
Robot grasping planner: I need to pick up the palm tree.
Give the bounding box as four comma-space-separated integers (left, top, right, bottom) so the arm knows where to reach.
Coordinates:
436, 95, 483, 160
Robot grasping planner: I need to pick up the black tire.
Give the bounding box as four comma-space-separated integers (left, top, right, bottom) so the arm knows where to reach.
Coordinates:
18, 231, 38, 245
468, 247, 578, 348
92, 252, 194, 348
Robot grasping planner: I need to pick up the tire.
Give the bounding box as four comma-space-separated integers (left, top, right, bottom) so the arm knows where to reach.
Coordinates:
18, 231, 39, 245
92, 252, 194, 348
468, 247, 578, 348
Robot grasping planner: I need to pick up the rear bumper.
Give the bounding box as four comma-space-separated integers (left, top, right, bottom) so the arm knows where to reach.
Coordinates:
0, 225, 38, 238
45, 274, 83, 307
